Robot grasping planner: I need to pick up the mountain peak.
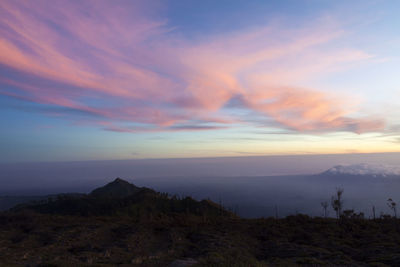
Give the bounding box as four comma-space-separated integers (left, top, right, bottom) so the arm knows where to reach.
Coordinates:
113, 177, 129, 183
322, 163, 400, 177
90, 178, 142, 198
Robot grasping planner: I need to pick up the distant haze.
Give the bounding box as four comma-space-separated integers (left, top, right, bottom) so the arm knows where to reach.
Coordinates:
1, 152, 399, 195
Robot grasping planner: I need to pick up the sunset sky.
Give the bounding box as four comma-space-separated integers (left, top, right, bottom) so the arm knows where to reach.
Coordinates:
1, 0, 400, 162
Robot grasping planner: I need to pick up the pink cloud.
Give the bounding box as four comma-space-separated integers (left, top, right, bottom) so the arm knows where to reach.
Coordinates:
239, 86, 384, 133
0, 0, 385, 133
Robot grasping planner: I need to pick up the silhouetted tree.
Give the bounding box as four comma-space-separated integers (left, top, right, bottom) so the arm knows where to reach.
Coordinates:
219, 197, 223, 216
321, 201, 328, 218
234, 205, 238, 216
342, 209, 354, 219
372, 205, 376, 220
342, 209, 364, 219
387, 198, 397, 218
331, 187, 344, 219
274, 204, 279, 219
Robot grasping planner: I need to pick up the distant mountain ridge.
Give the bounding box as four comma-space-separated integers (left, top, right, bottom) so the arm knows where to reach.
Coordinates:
321, 163, 400, 178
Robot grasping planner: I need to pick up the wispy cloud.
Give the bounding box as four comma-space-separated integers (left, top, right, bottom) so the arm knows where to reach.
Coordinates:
0, 0, 384, 133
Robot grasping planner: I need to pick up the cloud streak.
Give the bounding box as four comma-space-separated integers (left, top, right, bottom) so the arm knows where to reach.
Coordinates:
0, 0, 385, 133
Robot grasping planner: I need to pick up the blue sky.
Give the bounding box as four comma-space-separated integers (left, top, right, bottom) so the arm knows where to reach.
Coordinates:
0, 0, 399, 162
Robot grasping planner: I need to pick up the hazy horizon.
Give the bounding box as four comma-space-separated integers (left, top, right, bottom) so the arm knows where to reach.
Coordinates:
2, 153, 400, 218
1, 151, 399, 195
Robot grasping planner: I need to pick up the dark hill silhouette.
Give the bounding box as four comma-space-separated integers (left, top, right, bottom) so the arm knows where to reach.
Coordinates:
12, 178, 232, 218
90, 177, 143, 198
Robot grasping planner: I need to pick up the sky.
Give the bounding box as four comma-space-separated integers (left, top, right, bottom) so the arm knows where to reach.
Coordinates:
1, 0, 400, 163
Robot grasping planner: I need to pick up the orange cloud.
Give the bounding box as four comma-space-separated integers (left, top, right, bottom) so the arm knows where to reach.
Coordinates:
239, 86, 384, 133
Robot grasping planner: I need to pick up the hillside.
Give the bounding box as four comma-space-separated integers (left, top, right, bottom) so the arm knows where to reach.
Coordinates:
11, 178, 231, 218
90, 178, 144, 198
1, 178, 400, 266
